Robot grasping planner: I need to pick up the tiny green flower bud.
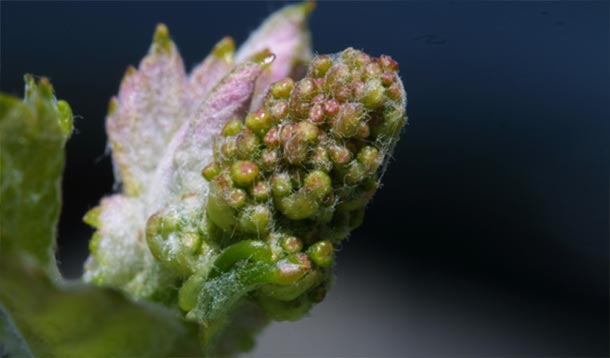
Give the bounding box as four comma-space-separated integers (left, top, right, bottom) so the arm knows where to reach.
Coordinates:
213, 171, 234, 193
245, 108, 273, 137
343, 161, 366, 184
272, 173, 293, 197
270, 100, 289, 120
235, 129, 260, 158
357, 146, 383, 173
310, 55, 332, 78
220, 137, 237, 159
363, 62, 382, 79
310, 146, 332, 172
332, 103, 364, 138
328, 144, 352, 165
386, 82, 402, 101
201, 161, 221, 181
222, 119, 243, 136
284, 141, 308, 164
324, 63, 350, 97
360, 78, 385, 109
342, 48, 370, 68
372, 105, 406, 140
263, 126, 280, 148
274, 253, 311, 284
227, 188, 247, 208
283, 137, 308, 165
355, 52, 371, 68
289, 78, 316, 118
271, 78, 294, 99
231, 160, 259, 187
307, 240, 334, 267
293, 121, 319, 142
261, 149, 279, 170
262, 91, 275, 109
292, 78, 316, 100
289, 101, 311, 119
281, 236, 303, 253
277, 191, 319, 220
304, 170, 332, 199
250, 181, 271, 201
237, 204, 271, 235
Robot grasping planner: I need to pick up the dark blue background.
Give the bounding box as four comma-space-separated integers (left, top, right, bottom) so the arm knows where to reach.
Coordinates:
2, 1, 608, 356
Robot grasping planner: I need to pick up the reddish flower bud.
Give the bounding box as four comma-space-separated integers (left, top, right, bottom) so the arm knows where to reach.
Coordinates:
310, 55, 333, 78
309, 103, 325, 124
263, 126, 280, 148
323, 98, 340, 117
379, 55, 399, 71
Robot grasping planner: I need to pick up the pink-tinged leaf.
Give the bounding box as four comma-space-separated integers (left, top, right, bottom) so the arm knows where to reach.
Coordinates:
235, 2, 314, 109
83, 195, 147, 288
106, 24, 187, 196
187, 37, 236, 115
148, 56, 273, 210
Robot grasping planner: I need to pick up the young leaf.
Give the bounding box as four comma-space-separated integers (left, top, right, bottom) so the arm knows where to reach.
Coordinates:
85, 25, 271, 301
0, 258, 200, 357
0, 77, 199, 357
0, 75, 72, 279
235, 2, 315, 110
106, 24, 187, 196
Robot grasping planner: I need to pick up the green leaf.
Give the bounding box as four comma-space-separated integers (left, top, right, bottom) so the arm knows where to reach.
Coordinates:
0, 77, 200, 357
0, 75, 72, 278
0, 258, 199, 357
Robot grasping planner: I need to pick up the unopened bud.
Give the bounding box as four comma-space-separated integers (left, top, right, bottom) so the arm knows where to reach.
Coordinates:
328, 144, 352, 165
379, 54, 399, 71
304, 170, 332, 199
263, 126, 280, 148
272, 173, 293, 197
227, 188, 247, 208
332, 103, 364, 138
237, 205, 271, 235
250, 181, 271, 201
310, 55, 333, 78
231, 160, 259, 187
235, 129, 260, 158
201, 162, 221, 181
245, 108, 272, 137
307, 240, 334, 267
271, 78, 294, 99
281, 236, 303, 253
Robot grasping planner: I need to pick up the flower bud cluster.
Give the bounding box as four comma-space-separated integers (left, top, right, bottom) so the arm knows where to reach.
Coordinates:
202, 48, 405, 281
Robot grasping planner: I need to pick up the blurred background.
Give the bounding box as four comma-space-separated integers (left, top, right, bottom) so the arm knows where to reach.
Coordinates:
1, 1, 608, 356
